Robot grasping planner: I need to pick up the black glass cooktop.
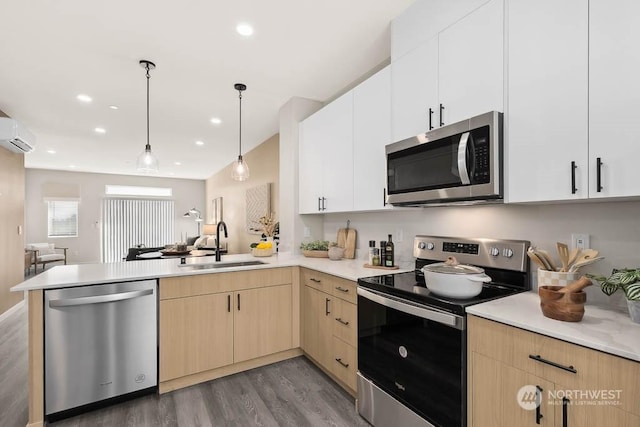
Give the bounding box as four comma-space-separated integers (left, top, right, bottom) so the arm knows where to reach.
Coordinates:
357, 271, 525, 316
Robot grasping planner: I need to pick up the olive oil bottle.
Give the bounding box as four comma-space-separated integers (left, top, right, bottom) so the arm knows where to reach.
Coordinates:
385, 234, 394, 267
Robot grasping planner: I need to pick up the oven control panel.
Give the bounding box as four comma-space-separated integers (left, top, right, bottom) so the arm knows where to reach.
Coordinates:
413, 235, 529, 272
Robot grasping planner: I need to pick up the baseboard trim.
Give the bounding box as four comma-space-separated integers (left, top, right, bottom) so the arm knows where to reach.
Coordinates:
159, 348, 303, 394
0, 299, 25, 324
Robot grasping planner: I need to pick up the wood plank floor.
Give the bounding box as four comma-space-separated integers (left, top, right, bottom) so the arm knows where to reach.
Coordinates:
0, 302, 368, 427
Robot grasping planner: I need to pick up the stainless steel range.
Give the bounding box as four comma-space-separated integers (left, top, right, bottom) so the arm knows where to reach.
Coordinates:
356, 235, 530, 427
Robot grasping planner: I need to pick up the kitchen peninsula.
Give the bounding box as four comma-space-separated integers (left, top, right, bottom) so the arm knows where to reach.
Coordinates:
12, 253, 411, 427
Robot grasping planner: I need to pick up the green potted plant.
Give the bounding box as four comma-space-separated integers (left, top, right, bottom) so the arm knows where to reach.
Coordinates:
300, 240, 332, 258
588, 269, 640, 324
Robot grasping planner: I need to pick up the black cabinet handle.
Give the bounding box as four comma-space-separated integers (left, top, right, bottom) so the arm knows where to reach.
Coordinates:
529, 354, 577, 373
335, 286, 349, 293
383, 188, 387, 206
335, 317, 349, 326
439, 103, 445, 126
597, 157, 603, 192
562, 397, 570, 427
237, 294, 241, 311
428, 107, 434, 130
335, 358, 349, 368
571, 161, 577, 194
535, 385, 544, 424
318, 197, 321, 211
322, 197, 327, 211
310, 278, 321, 283
227, 294, 231, 312
325, 298, 330, 315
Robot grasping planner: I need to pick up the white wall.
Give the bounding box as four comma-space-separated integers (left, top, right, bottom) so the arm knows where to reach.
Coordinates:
25, 169, 205, 264
320, 200, 640, 308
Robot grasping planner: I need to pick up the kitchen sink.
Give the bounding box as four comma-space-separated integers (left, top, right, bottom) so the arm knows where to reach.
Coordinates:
178, 260, 266, 270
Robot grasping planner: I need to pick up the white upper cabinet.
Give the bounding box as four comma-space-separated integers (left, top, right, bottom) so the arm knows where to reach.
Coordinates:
391, 0, 491, 60
589, 0, 640, 198
391, 0, 504, 143
353, 66, 392, 211
505, 0, 588, 203
391, 37, 438, 142
298, 92, 354, 214
438, 0, 504, 126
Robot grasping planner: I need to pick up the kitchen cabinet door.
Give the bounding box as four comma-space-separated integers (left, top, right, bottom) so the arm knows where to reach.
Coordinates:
353, 66, 392, 211
159, 293, 233, 382
234, 284, 292, 363
298, 92, 354, 213
589, 0, 640, 198
320, 92, 354, 213
301, 285, 333, 368
391, 36, 438, 142
506, 0, 588, 203
438, 0, 503, 126
299, 116, 325, 214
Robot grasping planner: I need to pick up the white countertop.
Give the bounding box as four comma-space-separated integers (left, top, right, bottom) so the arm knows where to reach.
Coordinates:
11, 252, 413, 292
466, 291, 640, 362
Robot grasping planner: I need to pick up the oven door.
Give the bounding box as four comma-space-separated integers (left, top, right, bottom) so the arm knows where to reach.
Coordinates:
357, 287, 466, 427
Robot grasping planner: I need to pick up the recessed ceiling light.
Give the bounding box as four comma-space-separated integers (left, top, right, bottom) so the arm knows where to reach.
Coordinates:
109, 105, 119, 110
195, 140, 204, 146
47, 149, 56, 154
210, 117, 222, 125
236, 23, 254, 36
69, 165, 76, 169
76, 94, 92, 103
168, 172, 175, 176
174, 162, 182, 166
94, 127, 106, 134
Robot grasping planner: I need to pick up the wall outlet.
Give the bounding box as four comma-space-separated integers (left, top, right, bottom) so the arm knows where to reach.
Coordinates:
571, 233, 590, 250
303, 226, 311, 238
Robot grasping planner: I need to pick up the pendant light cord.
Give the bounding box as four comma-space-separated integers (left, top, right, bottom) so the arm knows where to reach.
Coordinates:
146, 64, 151, 151
238, 89, 242, 158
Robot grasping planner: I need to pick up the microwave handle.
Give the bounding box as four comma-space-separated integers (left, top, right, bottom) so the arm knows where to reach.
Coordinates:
457, 132, 471, 185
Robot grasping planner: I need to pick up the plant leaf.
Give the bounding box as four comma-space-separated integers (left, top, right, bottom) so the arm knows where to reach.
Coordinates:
620, 272, 639, 285
601, 282, 619, 296
623, 283, 640, 301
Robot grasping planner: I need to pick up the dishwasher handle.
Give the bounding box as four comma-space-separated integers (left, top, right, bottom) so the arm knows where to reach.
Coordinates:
49, 288, 154, 308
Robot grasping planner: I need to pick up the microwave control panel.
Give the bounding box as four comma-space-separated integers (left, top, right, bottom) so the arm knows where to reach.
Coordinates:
471, 126, 490, 184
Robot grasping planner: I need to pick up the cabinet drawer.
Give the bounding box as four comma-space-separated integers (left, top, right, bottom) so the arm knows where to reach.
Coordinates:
332, 298, 357, 347
332, 337, 357, 391
300, 268, 332, 294
330, 277, 357, 304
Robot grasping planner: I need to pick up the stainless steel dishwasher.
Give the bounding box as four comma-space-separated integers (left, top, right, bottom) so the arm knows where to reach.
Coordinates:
44, 279, 157, 416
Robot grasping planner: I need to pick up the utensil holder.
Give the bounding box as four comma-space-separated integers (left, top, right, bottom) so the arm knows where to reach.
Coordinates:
537, 268, 581, 288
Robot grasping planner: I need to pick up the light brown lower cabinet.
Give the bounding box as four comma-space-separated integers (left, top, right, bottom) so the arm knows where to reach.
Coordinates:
468, 315, 640, 427
159, 269, 294, 384
301, 268, 357, 394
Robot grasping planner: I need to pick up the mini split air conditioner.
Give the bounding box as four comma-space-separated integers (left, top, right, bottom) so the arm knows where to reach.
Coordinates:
0, 117, 36, 153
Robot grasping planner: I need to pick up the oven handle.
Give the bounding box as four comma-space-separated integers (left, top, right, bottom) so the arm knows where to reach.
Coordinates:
357, 287, 464, 330
457, 131, 471, 185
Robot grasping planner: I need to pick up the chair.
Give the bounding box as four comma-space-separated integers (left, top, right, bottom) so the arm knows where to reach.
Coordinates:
25, 243, 67, 273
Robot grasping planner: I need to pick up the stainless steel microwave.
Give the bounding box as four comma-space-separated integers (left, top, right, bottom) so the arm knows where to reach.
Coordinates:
386, 111, 503, 206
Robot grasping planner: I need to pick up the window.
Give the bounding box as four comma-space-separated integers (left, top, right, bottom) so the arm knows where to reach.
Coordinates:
48, 201, 79, 238
101, 199, 175, 263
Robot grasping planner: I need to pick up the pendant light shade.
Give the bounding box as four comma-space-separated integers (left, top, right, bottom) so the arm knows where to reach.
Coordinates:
232, 83, 250, 181
136, 60, 159, 173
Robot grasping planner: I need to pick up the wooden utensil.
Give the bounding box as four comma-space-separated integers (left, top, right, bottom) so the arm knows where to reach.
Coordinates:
536, 249, 558, 271
566, 248, 581, 269
572, 249, 599, 266
568, 256, 605, 272
338, 220, 356, 259
557, 242, 570, 272
558, 276, 592, 293
527, 250, 548, 270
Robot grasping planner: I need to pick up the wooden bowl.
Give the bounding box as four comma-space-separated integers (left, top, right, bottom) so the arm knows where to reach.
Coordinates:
539, 285, 587, 322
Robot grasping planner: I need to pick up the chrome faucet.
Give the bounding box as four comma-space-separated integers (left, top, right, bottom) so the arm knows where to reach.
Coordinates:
215, 221, 228, 261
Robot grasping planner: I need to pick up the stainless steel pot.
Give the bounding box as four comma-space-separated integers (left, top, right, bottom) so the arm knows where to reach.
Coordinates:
421, 262, 492, 298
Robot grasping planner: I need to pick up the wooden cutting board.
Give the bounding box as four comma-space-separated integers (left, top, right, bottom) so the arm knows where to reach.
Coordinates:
336, 220, 356, 259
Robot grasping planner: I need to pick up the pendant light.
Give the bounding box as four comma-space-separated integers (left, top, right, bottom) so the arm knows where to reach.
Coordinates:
136, 60, 159, 173
231, 83, 249, 181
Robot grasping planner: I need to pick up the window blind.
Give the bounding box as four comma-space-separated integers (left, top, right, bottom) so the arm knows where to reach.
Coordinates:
48, 201, 79, 238
101, 198, 175, 263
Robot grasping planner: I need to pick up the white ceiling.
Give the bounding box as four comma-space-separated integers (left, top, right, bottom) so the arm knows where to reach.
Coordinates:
0, 0, 414, 180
